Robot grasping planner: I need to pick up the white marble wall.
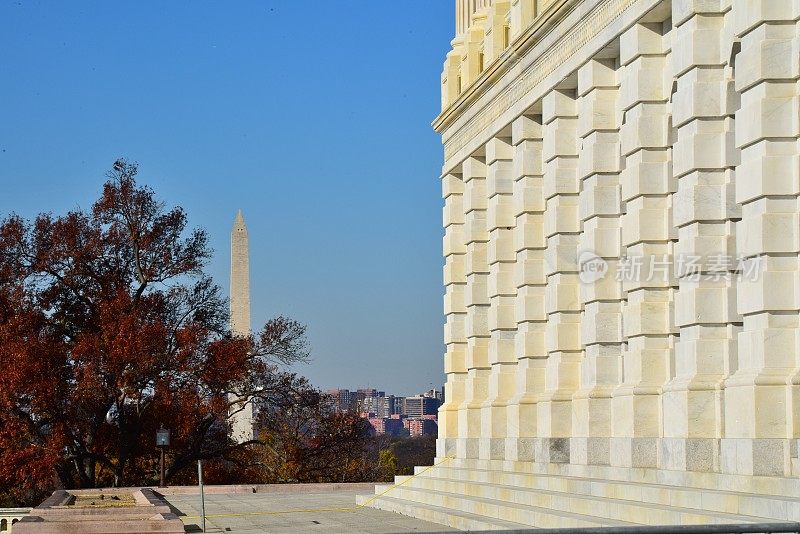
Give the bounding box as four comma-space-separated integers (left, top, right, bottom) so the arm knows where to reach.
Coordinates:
438, 0, 800, 479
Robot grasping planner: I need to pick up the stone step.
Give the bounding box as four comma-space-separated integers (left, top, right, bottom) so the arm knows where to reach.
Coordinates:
360, 461, 800, 530
355, 493, 532, 531
422, 464, 800, 521
434, 457, 800, 497
404, 474, 783, 526
372, 484, 645, 529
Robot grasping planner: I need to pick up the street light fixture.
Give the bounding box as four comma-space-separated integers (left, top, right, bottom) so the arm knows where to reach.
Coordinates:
156, 426, 170, 488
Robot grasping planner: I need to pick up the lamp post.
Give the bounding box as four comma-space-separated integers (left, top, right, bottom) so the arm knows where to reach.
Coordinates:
156, 426, 170, 488
197, 460, 206, 533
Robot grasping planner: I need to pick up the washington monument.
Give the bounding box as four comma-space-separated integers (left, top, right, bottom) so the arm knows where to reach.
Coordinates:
229, 209, 253, 442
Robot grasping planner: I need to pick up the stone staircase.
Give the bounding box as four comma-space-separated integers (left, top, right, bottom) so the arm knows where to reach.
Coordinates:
357, 458, 800, 531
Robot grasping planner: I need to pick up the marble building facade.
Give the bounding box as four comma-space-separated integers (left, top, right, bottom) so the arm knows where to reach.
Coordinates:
361, 0, 800, 528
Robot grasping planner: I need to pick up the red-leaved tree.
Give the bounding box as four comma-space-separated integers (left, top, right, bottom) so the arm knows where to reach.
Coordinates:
0, 160, 319, 503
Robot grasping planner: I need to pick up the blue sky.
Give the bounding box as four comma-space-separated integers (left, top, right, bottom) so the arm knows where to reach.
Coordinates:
0, 1, 453, 396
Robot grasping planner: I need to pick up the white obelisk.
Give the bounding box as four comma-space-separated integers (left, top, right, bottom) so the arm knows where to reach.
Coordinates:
230, 210, 254, 442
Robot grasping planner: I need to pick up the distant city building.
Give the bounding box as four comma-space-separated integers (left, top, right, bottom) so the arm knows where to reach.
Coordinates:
422, 388, 444, 402
357, 389, 384, 415
404, 418, 438, 437
367, 417, 407, 437
325, 386, 444, 424
325, 388, 355, 412
386, 417, 407, 437
391, 396, 405, 416
403, 396, 440, 418
340, 388, 381, 415
372, 395, 398, 418
367, 417, 385, 435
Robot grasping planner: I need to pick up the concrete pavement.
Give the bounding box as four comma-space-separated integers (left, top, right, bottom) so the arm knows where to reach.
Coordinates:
165, 487, 457, 534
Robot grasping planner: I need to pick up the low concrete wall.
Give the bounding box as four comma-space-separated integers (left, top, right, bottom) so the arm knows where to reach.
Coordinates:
70, 482, 378, 496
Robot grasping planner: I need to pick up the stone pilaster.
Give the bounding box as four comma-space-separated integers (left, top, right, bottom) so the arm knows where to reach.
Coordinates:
722, 0, 800, 477
662, 0, 741, 473
442, 38, 465, 111
537, 88, 581, 464
507, 114, 546, 462
484, 1, 511, 63
481, 137, 517, 460
456, 0, 492, 37
612, 20, 675, 469
459, 155, 490, 459
510, 0, 536, 41
573, 57, 623, 466
440, 172, 468, 459
462, 12, 489, 88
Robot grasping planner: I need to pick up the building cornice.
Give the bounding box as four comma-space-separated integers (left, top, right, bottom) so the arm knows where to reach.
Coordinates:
433, 0, 645, 165
432, 0, 576, 134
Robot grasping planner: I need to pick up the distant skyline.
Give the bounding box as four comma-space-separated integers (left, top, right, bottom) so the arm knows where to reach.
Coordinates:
0, 1, 453, 396
324, 387, 441, 398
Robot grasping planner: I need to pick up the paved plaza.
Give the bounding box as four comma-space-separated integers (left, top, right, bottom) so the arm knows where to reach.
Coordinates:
165, 488, 457, 534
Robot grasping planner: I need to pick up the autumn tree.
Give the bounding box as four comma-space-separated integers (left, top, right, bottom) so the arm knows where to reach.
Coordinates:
0, 160, 313, 504
253, 389, 377, 483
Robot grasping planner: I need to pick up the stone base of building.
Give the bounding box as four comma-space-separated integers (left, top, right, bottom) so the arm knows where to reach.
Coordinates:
359, 455, 800, 530
440, 436, 800, 476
